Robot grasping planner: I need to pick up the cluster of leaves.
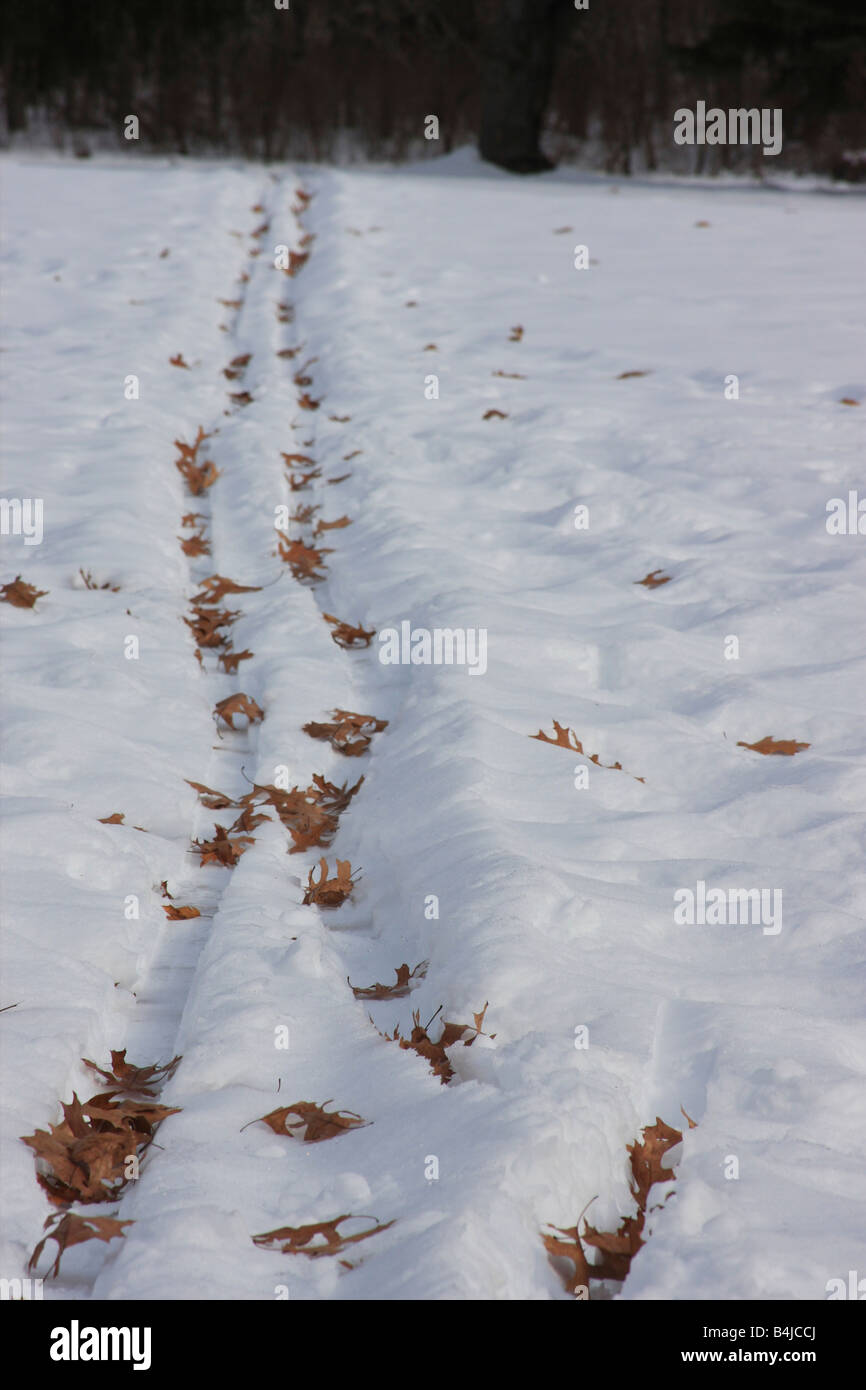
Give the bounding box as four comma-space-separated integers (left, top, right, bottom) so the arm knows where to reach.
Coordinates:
252, 1214, 393, 1262
21, 1050, 181, 1210
531, 720, 646, 783
174, 426, 220, 495
178, 510, 210, 557
192, 823, 256, 867
323, 612, 375, 649
1, 576, 48, 608
243, 1100, 366, 1143
303, 708, 388, 757
543, 1113, 694, 1296
276, 533, 332, 582
184, 573, 259, 663
282, 451, 321, 492
377, 1003, 494, 1085
223, 351, 251, 381
187, 770, 362, 856
303, 857, 358, 908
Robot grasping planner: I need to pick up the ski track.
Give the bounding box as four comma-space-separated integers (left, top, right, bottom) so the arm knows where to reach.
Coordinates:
1, 154, 865, 1301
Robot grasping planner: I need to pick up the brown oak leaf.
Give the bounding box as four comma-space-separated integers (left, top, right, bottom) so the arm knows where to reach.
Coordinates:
1, 576, 48, 608
736, 735, 810, 756
29, 1212, 133, 1279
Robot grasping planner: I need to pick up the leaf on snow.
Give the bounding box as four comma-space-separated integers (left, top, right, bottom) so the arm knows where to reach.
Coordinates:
531, 720, 645, 782
214, 692, 264, 729
736, 735, 810, 756
29, 1212, 133, 1279
244, 1101, 366, 1143
635, 569, 670, 588
303, 857, 357, 909
1, 576, 48, 608
218, 648, 254, 673
192, 824, 255, 867
348, 961, 427, 999
82, 1049, 182, 1096
184, 779, 237, 809
322, 612, 375, 649
277, 535, 331, 582
302, 708, 388, 757
252, 1214, 393, 1259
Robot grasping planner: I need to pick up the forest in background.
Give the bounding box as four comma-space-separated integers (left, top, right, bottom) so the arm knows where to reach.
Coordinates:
1, 0, 865, 176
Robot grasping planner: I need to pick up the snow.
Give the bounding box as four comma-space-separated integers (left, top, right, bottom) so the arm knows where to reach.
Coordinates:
1, 149, 865, 1301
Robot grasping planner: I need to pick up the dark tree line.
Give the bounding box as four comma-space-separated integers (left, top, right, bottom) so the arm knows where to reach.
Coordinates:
1, 0, 863, 175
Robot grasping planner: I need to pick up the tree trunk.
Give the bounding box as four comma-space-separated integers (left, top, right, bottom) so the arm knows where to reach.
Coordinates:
479, 0, 565, 172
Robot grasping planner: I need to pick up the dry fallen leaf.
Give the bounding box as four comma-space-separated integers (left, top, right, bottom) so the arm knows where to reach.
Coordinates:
174, 427, 220, 495
483, 409, 508, 420
1, 576, 48, 608
162, 904, 201, 920
635, 569, 670, 588
544, 1115, 688, 1296
82, 1049, 181, 1096
192, 574, 261, 606
277, 535, 332, 582
98, 812, 125, 825
531, 721, 645, 782
377, 1003, 494, 1084
252, 1214, 393, 1259
303, 857, 357, 909
193, 824, 254, 867
349, 961, 427, 1000
170, 353, 190, 368
736, 735, 810, 756
218, 648, 254, 673
184, 779, 236, 809
179, 530, 210, 556
314, 515, 352, 536
244, 1101, 366, 1143
323, 612, 375, 649
29, 1212, 133, 1279
303, 708, 388, 757
214, 692, 264, 730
